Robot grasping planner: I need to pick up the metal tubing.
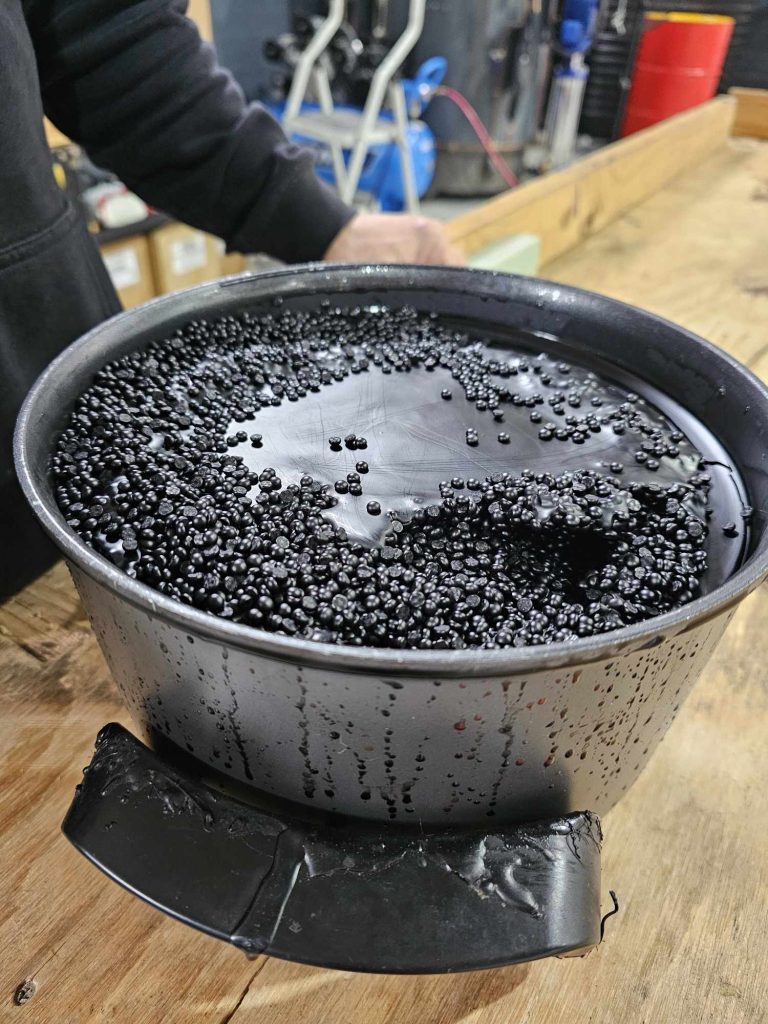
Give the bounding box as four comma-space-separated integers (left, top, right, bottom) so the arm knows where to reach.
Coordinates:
312, 66, 348, 190
284, 0, 346, 122
341, 0, 427, 203
389, 81, 420, 212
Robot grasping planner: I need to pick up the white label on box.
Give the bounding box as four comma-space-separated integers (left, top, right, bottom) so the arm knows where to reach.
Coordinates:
103, 246, 140, 289
170, 233, 208, 275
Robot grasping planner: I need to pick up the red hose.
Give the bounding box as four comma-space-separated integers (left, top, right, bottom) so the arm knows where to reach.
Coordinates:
435, 85, 520, 189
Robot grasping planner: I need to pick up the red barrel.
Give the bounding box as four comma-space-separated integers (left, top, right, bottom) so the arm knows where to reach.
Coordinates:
621, 12, 734, 137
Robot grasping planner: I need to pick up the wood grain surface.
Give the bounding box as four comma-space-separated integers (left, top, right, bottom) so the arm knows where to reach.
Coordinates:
2, 140, 768, 1024
446, 97, 735, 264
730, 88, 768, 142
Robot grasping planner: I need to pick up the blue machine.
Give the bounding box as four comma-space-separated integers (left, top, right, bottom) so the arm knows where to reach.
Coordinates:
271, 58, 447, 212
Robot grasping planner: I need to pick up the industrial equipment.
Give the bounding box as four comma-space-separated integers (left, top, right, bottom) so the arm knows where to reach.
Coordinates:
408, 0, 555, 196
541, 0, 598, 168
272, 0, 429, 211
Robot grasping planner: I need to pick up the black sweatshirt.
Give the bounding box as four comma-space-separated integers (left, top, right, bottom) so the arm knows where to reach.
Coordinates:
23, 0, 355, 261
0, 0, 354, 596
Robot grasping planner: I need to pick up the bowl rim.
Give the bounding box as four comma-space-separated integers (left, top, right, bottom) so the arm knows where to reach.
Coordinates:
14, 263, 768, 676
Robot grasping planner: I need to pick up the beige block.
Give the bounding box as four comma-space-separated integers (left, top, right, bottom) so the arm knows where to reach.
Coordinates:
99, 235, 155, 309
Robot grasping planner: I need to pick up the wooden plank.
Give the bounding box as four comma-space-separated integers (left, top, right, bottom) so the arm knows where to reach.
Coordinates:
544, 139, 768, 370
446, 96, 736, 264
0, 566, 261, 1020
729, 87, 768, 140
2, 143, 768, 1022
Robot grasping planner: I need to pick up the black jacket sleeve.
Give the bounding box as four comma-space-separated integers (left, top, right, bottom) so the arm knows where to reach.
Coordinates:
23, 0, 355, 262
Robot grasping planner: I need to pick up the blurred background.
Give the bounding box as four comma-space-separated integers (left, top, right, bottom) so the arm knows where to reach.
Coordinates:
45, 0, 768, 304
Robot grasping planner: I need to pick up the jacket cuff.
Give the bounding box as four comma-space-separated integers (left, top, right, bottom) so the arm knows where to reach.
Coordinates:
230, 147, 356, 263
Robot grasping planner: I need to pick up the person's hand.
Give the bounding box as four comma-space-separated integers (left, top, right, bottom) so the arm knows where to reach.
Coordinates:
324, 212, 464, 266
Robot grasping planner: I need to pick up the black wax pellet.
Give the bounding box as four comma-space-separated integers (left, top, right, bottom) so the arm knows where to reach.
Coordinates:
441, 389, 452, 400
497, 432, 510, 444
52, 301, 712, 653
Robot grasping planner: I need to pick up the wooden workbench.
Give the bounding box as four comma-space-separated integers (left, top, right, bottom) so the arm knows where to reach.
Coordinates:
2, 105, 768, 1023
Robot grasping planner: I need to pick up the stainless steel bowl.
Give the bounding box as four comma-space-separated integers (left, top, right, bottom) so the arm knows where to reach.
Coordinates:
15, 265, 768, 826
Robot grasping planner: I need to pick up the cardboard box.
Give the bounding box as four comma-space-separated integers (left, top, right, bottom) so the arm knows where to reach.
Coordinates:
212, 237, 247, 277
100, 235, 155, 309
221, 251, 247, 276
149, 223, 223, 294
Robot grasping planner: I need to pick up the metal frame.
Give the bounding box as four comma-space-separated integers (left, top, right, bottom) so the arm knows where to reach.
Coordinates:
283, 0, 426, 212
284, 0, 347, 187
